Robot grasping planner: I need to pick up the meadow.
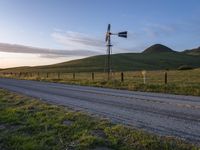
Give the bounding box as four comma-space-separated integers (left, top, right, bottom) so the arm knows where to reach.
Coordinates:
1, 68, 200, 96
0, 89, 199, 150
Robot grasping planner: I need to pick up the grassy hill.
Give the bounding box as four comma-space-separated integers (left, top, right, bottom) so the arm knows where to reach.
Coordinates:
2, 51, 200, 73
183, 47, 200, 56
142, 44, 175, 53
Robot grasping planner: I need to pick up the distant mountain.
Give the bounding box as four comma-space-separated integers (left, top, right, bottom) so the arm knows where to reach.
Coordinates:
183, 47, 200, 56
142, 44, 175, 53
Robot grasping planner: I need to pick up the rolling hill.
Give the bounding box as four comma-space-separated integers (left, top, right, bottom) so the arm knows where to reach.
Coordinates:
142, 44, 176, 53
1, 44, 200, 73
183, 47, 200, 56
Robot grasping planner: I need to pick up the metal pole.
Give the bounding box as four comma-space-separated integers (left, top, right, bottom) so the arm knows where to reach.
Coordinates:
107, 34, 111, 80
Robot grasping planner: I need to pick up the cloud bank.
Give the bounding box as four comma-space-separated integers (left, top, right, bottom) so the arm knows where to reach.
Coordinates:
0, 43, 101, 58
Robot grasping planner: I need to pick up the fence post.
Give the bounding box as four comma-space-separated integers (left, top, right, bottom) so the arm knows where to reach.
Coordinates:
164, 72, 168, 84
73, 73, 75, 80
58, 72, 60, 79
46, 73, 49, 78
141, 70, 146, 84
121, 72, 124, 82
92, 72, 94, 81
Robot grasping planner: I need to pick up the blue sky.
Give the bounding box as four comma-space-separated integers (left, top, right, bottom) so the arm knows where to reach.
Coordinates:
0, 0, 200, 68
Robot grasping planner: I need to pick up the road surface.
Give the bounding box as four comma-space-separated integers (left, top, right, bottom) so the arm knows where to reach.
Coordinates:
0, 78, 200, 143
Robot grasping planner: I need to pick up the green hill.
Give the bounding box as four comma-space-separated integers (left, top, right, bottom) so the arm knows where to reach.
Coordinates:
183, 47, 200, 56
142, 44, 176, 53
2, 50, 200, 73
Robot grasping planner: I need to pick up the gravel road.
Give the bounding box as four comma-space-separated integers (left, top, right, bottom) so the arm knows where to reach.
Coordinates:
0, 78, 200, 143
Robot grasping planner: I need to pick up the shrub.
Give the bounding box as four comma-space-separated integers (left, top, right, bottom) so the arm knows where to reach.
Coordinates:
177, 65, 194, 70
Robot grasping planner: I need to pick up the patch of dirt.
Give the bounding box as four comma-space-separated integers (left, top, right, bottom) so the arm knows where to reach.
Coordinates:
15, 101, 25, 106
0, 124, 6, 130
92, 147, 114, 150
91, 129, 107, 138
0, 124, 22, 131
63, 120, 74, 126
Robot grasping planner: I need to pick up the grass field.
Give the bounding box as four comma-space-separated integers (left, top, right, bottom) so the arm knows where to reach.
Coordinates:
1, 69, 200, 96
0, 89, 199, 150
1, 52, 200, 73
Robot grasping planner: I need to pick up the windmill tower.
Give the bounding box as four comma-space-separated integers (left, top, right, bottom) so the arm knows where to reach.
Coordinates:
105, 24, 128, 80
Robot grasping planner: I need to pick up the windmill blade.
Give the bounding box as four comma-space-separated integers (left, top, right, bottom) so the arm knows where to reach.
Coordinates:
105, 33, 109, 42
105, 24, 111, 42
107, 24, 111, 32
118, 31, 128, 38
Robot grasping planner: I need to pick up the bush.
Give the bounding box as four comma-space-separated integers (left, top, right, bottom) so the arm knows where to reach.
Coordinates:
177, 65, 194, 70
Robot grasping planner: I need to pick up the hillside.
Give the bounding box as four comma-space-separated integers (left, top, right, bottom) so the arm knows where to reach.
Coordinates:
183, 47, 200, 56
1, 50, 200, 73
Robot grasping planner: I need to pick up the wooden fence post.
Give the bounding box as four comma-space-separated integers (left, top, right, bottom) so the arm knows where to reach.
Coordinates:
58, 72, 60, 79
164, 72, 168, 84
121, 72, 124, 82
73, 73, 75, 80
92, 72, 94, 81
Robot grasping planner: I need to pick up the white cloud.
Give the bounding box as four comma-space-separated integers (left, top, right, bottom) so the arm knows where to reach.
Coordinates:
51, 30, 105, 51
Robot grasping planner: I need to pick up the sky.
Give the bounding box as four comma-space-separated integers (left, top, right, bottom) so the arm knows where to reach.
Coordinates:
0, 0, 200, 68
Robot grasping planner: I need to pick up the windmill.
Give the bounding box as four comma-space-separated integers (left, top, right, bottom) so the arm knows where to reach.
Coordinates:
105, 24, 128, 80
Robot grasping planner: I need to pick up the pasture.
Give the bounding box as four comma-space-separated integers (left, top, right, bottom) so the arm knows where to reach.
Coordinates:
1, 69, 200, 96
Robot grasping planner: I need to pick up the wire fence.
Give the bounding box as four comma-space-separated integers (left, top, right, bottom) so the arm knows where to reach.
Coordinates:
1, 70, 200, 85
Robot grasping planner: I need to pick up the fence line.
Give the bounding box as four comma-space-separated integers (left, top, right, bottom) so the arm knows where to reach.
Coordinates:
0, 71, 174, 84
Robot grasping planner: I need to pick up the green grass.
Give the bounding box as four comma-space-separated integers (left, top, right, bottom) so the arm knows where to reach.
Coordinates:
1, 52, 200, 73
1, 51, 200, 96
1, 69, 200, 96
0, 89, 199, 150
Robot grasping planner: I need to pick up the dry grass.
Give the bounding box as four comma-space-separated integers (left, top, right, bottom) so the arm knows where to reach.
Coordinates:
1, 69, 200, 96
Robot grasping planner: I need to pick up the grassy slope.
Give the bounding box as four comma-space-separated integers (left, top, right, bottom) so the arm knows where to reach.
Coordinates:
0, 89, 199, 150
1, 52, 200, 73
183, 47, 200, 56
